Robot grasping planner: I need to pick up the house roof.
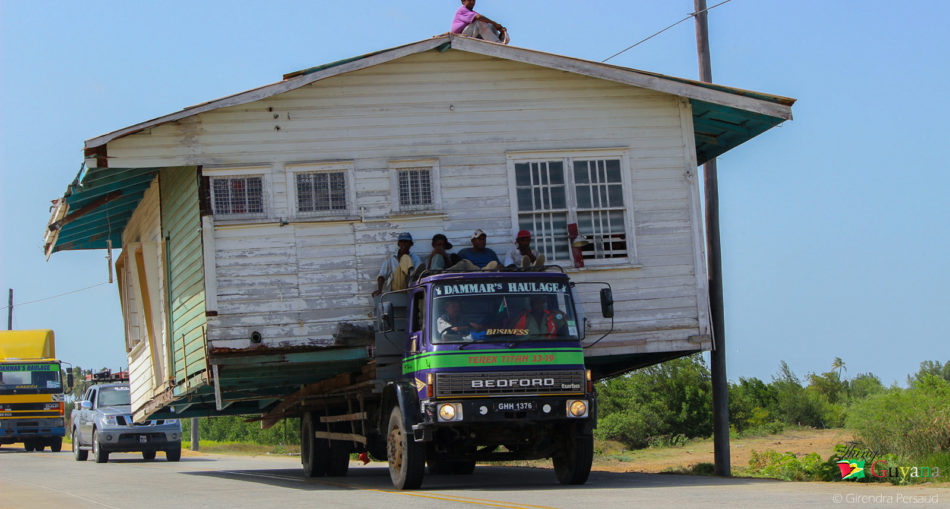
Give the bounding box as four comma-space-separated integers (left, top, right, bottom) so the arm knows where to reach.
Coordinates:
47, 34, 794, 256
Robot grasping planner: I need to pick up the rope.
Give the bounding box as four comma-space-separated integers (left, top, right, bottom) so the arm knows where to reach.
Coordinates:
602, 0, 733, 63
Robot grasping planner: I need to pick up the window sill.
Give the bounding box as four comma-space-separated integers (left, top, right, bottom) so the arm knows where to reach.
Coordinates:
558, 262, 643, 273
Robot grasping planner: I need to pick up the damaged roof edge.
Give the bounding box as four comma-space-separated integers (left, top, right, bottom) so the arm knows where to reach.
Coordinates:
83, 34, 794, 151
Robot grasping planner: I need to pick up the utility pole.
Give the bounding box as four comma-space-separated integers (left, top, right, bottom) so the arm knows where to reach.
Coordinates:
7, 289, 12, 330
694, 0, 730, 477
191, 417, 200, 451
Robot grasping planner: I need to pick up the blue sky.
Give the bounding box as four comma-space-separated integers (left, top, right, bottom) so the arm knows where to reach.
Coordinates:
1, 0, 947, 386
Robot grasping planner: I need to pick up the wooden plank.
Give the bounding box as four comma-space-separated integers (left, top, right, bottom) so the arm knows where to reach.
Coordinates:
313, 431, 367, 445
319, 412, 367, 424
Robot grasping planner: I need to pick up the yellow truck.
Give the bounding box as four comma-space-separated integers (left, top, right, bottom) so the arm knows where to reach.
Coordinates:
0, 330, 72, 451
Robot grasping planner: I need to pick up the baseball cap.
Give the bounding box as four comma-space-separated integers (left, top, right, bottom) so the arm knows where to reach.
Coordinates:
432, 233, 453, 249
516, 230, 531, 239
471, 229, 487, 239
397, 232, 413, 242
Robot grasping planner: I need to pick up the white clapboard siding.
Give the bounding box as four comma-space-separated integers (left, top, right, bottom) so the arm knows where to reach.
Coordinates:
108, 50, 710, 356
118, 179, 172, 413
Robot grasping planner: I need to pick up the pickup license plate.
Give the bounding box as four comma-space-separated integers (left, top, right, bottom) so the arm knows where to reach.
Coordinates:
494, 401, 535, 412
138, 435, 148, 444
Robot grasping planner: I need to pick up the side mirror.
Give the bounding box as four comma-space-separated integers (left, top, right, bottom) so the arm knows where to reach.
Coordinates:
381, 301, 395, 332
599, 288, 614, 318
67, 372, 74, 389
80, 400, 92, 410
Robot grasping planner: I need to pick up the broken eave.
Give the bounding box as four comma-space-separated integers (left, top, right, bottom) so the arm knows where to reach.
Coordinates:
45, 166, 162, 257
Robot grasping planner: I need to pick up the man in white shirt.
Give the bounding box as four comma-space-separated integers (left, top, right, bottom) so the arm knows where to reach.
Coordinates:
374, 232, 422, 296
503, 230, 545, 268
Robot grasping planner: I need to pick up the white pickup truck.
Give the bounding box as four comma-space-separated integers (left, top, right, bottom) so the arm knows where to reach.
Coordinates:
71, 381, 182, 463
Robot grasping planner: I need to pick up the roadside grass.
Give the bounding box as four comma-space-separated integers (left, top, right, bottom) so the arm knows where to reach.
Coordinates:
181, 440, 300, 456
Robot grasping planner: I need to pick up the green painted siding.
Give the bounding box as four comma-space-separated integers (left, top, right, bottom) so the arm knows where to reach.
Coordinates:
160, 167, 207, 384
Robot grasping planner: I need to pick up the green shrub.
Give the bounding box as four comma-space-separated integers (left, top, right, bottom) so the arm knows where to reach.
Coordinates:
846, 375, 950, 461
746, 449, 839, 481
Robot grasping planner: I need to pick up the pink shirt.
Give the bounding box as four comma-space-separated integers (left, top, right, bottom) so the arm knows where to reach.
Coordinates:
451, 6, 478, 34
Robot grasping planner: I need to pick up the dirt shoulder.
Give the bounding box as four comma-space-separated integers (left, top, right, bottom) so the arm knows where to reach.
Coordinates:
593, 428, 853, 474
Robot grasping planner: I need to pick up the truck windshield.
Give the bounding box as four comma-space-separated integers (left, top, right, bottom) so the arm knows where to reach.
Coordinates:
98, 386, 131, 406
0, 363, 62, 394
430, 279, 579, 344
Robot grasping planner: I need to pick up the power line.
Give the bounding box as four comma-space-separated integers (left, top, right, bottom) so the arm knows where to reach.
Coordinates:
0, 282, 110, 312
602, 0, 733, 63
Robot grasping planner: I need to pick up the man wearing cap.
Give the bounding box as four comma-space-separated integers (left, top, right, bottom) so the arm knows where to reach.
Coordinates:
424, 233, 457, 271
456, 229, 500, 269
503, 230, 546, 268
374, 232, 421, 296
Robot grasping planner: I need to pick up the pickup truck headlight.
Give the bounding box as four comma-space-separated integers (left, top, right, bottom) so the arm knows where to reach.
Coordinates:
163, 419, 178, 425
102, 415, 118, 426
437, 403, 462, 422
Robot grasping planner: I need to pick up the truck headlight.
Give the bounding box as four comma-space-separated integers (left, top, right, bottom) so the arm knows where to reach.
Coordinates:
164, 419, 178, 425
437, 403, 462, 422
103, 415, 118, 426
567, 400, 588, 418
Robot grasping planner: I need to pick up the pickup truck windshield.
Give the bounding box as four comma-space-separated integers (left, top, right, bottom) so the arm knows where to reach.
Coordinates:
98, 386, 131, 406
0, 363, 61, 394
430, 279, 579, 344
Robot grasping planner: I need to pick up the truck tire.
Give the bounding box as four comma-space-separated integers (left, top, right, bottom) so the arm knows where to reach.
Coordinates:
49, 437, 63, 452
552, 432, 593, 485
166, 445, 181, 462
327, 427, 351, 477
73, 429, 88, 461
92, 430, 109, 463
23, 440, 35, 452
142, 450, 156, 461
387, 406, 425, 490
301, 412, 328, 477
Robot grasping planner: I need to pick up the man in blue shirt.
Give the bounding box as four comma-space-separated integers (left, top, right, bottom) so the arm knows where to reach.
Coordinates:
457, 229, 500, 269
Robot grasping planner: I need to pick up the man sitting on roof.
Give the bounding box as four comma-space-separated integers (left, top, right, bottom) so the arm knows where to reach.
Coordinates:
454, 229, 500, 270
374, 232, 421, 296
503, 230, 546, 268
451, 0, 509, 44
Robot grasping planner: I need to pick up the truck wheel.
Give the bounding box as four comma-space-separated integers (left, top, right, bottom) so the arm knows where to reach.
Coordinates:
165, 445, 181, 462
24, 440, 35, 452
387, 406, 424, 490
552, 432, 593, 485
92, 430, 109, 463
73, 429, 88, 461
49, 437, 63, 453
301, 412, 328, 477
142, 450, 156, 461
327, 424, 351, 477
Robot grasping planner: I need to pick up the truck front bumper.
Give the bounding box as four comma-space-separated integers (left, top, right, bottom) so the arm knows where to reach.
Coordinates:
0, 418, 65, 443
414, 395, 595, 441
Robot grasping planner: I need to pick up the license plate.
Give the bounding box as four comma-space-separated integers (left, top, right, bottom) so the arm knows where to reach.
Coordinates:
138, 435, 148, 444
494, 401, 535, 412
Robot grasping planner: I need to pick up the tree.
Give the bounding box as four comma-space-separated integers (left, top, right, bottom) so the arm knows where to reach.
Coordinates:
831, 357, 847, 379
908, 360, 950, 386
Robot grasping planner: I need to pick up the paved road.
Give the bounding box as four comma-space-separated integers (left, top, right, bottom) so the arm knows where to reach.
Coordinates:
1, 447, 944, 509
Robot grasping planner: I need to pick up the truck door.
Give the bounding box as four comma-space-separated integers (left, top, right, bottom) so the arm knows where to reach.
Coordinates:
407, 289, 426, 355
81, 387, 97, 440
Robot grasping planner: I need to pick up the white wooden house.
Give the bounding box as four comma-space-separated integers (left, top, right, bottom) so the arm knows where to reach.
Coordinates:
44, 35, 794, 420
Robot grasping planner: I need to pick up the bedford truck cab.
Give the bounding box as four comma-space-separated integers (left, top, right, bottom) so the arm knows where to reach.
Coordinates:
378, 270, 612, 487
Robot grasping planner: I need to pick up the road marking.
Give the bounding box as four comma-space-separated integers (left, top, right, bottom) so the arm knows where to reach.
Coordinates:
220, 470, 559, 509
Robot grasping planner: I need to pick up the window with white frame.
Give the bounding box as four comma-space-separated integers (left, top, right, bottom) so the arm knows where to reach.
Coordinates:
296, 170, 347, 213
390, 159, 440, 212
513, 155, 630, 263
397, 168, 432, 208
211, 176, 264, 216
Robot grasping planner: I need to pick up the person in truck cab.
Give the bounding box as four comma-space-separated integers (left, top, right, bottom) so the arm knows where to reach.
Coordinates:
511, 295, 567, 338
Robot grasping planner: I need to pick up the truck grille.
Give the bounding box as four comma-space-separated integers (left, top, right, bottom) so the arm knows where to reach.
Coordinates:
435, 370, 585, 398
